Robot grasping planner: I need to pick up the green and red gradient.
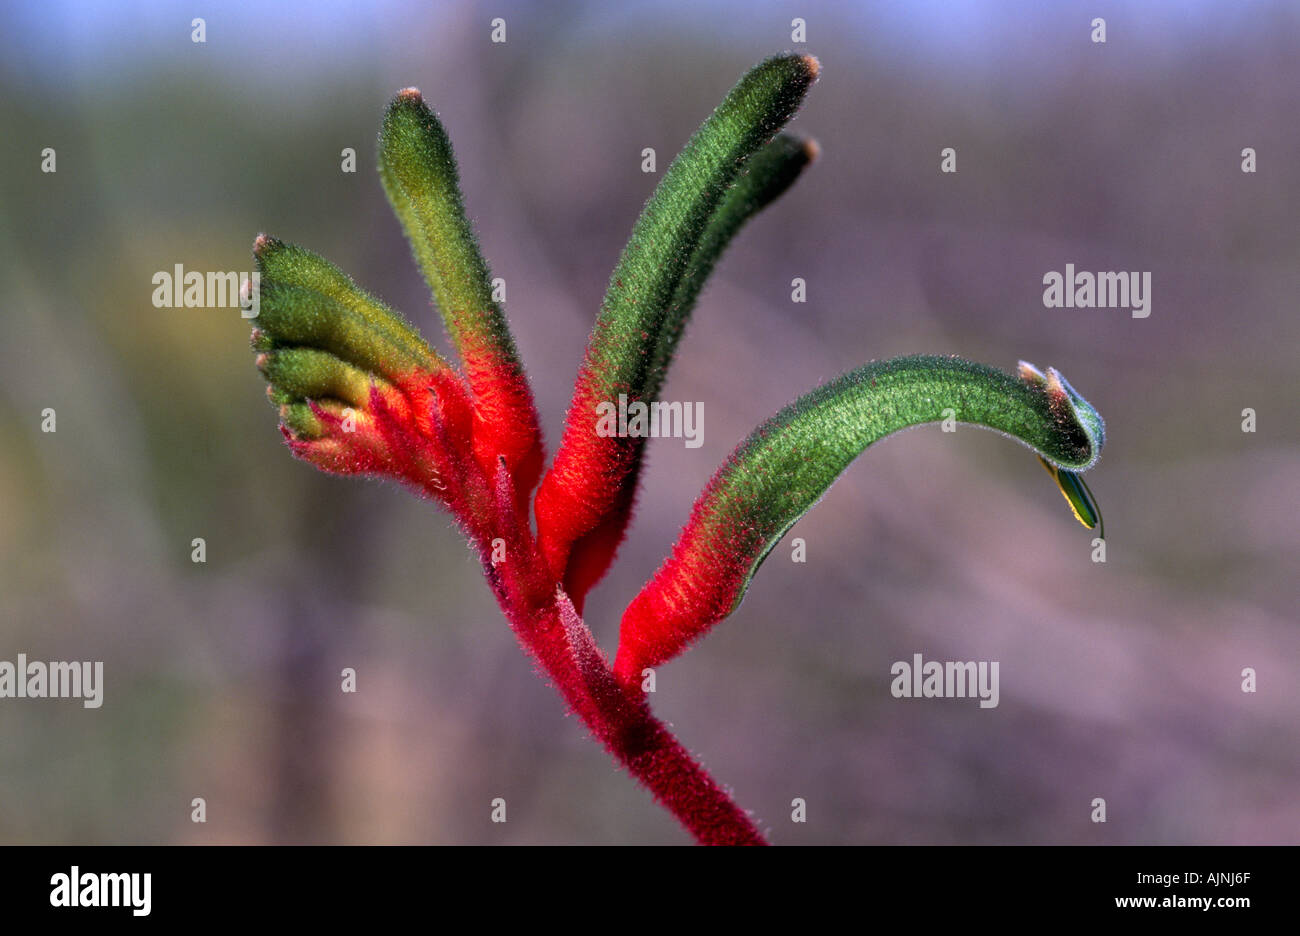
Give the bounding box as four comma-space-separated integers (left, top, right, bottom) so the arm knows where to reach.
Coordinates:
614, 355, 1106, 687
534, 55, 822, 609
379, 88, 544, 510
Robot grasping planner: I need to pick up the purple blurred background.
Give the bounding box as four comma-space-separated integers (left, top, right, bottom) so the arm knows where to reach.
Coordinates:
1, 0, 1297, 843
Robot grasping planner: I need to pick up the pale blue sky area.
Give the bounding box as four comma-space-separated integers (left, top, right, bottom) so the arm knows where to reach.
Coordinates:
1, 0, 1275, 83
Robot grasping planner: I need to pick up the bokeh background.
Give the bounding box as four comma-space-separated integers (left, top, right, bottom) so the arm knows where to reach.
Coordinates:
1, 0, 1297, 844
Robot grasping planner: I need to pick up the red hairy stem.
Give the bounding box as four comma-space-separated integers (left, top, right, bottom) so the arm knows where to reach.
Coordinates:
487, 468, 764, 845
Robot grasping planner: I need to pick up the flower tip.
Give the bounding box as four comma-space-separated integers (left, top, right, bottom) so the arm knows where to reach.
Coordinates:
802, 138, 821, 162
800, 54, 821, 80
396, 86, 423, 102
252, 232, 275, 256
1017, 360, 1046, 384
1044, 366, 1069, 401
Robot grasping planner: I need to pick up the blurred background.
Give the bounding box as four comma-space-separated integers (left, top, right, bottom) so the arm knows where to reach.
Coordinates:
1, 0, 1297, 844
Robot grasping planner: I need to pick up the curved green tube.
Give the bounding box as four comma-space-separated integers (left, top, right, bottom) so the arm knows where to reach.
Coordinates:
701, 354, 1104, 612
